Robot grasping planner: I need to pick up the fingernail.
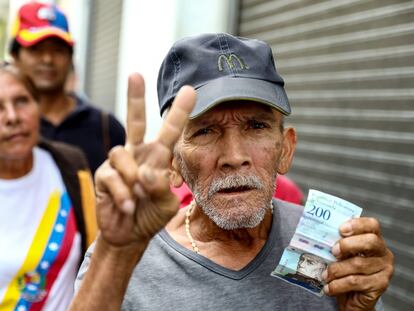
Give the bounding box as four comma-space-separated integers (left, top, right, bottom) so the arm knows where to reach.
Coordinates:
340, 221, 353, 236
332, 243, 341, 257
122, 199, 135, 215
323, 284, 330, 295
321, 270, 328, 282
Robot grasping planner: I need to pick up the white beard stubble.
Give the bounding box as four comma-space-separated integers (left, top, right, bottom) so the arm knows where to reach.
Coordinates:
177, 155, 276, 230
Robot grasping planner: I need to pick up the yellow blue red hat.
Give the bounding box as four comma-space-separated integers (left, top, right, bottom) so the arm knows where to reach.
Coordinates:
11, 2, 74, 47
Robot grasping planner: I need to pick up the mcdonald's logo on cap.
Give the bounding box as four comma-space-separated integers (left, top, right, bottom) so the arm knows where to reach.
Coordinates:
217, 54, 249, 72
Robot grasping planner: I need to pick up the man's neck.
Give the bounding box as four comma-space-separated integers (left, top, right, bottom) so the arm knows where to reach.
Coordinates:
166, 204, 273, 270
191, 204, 273, 245
39, 91, 76, 126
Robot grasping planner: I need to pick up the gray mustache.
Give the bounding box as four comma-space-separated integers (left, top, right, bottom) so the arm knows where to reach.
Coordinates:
208, 175, 264, 197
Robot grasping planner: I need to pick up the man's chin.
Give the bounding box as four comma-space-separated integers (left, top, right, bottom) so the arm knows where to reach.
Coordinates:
209, 191, 270, 209
199, 197, 268, 230
35, 82, 63, 93
209, 208, 267, 230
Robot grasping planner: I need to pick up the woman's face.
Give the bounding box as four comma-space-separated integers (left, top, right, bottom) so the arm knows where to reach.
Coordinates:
0, 73, 39, 162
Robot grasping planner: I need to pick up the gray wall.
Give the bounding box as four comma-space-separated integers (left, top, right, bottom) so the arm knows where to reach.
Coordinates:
238, 1, 414, 310
85, 0, 123, 113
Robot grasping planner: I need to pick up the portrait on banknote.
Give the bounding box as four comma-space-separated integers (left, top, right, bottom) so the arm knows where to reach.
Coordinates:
272, 248, 327, 295
285, 252, 327, 291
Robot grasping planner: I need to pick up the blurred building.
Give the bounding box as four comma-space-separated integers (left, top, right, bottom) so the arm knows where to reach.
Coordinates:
238, 1, 414, 310
0, 1, 9, 59
2, 1, 414, 310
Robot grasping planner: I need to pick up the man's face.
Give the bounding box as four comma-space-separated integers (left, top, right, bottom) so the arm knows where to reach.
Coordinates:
0, 73, 39, 162
14, 38, 72, 93
173, 101, 295, 230
297, 253, 327, 281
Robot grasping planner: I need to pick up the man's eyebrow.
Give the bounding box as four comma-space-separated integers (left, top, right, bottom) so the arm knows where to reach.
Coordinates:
248, 110, 278, 123
187, 119, 213, 129
253, 113, 276, 121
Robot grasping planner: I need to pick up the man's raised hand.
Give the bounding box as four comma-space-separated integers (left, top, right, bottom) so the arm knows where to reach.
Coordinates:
94, 73, 196, 248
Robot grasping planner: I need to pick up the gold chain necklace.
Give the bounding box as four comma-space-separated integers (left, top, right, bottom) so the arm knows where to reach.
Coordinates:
185, 200, 274, 254
185, 201, 199, 254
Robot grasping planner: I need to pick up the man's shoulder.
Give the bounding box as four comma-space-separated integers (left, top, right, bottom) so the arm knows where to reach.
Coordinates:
73, 93, 101, 115
274, 198, 304, 218
272, 198, 304, 238
74, 94, 117, 118
73, 93, 125, 132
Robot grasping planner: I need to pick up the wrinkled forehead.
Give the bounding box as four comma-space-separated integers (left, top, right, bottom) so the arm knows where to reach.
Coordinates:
186, 100, 282, 127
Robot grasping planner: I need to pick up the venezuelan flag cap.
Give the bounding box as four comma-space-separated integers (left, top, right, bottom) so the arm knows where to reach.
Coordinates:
11, 1, 74, 48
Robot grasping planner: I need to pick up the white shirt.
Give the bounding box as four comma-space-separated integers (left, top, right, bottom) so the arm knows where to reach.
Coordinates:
0, 147, 81, 311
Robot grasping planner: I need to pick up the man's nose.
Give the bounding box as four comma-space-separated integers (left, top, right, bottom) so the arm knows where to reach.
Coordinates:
40, 50, 53, 63
218, 131, 251, 171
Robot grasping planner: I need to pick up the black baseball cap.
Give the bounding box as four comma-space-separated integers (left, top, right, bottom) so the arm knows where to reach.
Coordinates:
157, 33, 291, 119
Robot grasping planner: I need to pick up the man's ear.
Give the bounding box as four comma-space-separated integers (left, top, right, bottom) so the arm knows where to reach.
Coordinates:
277, 127, 297, 174
169, 157, 184, 188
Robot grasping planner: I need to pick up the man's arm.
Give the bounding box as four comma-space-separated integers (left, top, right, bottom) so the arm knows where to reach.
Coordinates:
69, 237, 145, 310
68, 73, 196, 310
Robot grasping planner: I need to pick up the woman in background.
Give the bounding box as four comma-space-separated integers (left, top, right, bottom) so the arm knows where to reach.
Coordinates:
0, 63, 97, 311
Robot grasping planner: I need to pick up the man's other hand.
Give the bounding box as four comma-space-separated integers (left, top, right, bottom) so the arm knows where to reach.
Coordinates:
323, 217, 394, 311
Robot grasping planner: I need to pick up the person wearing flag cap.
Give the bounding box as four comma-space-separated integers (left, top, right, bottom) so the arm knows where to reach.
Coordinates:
69, 33, 393, 310
9, 1, 125, 174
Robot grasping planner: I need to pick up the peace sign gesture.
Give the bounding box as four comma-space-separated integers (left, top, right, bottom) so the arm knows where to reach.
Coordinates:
94, 73, 196, 248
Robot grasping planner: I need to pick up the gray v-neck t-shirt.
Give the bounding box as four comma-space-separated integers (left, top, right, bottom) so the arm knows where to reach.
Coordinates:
121, 199, 337, 310
77, 199, 384, 310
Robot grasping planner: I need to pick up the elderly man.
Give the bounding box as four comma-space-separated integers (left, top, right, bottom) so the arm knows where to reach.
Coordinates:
69, 33, 393, 310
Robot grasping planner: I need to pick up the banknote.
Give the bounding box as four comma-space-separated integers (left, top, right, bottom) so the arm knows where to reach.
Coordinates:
271, 189, 363, 296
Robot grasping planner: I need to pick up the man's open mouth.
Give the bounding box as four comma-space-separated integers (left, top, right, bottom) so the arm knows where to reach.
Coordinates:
218, 186, 254, 193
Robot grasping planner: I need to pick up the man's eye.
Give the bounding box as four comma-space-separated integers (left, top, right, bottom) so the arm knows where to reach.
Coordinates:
249, 120, 268, 129
28, 46, 40, 53
53, 46, 70, 54
193, 128, 212, 136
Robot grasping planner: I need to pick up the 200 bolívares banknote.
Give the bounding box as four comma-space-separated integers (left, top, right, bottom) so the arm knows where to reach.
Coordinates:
271, 190, 362, 296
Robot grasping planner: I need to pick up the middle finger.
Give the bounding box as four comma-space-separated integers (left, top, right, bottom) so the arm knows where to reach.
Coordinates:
126, 73, 146, 152
334, 233, 386, 259
325, 256, 385, 283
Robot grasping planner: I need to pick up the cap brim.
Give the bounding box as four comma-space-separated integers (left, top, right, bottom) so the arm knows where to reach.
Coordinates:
16, 27, 74, 47
190, 77, 291, 119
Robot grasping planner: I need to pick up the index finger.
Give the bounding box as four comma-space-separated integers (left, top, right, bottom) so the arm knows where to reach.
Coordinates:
126, 73, 146, 150
156, 85, 196, 149
339, 217, 381, 237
